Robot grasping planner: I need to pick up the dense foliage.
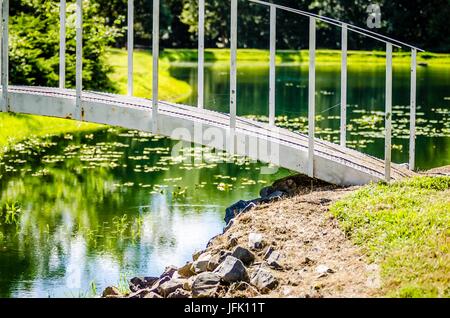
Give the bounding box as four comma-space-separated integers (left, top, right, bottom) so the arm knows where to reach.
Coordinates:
93, 0, 450, 52
7, 0, 450, 90
10, 0, 124, 91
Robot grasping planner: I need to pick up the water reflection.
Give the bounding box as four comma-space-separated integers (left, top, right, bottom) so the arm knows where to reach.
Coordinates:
0, 129, 289, 297
171, 62, 450, 169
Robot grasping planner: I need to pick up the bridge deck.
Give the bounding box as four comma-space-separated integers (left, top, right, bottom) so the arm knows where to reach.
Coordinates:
6, 86, 414, 185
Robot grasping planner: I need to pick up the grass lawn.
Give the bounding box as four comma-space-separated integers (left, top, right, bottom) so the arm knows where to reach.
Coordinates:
330, 176, 450, 297
105, 48, 192, 102
162, 48, 450, 65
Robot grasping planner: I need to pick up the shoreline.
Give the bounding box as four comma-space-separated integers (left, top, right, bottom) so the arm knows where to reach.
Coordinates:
102, 168, 450, 299
102, 175, 377, 298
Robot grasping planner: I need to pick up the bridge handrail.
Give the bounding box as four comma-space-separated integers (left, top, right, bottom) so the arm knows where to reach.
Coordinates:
249, 0, 424, 52
0, 0, 420, 180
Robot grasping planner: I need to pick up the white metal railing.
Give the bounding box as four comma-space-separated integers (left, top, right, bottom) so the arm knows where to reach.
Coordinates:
0, 0, 423, 180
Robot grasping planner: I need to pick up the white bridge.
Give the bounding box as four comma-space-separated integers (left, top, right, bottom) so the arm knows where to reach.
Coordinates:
0, 0, 422, 186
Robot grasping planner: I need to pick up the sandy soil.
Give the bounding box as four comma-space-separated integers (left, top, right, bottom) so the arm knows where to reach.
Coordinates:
207, 184, 381, 298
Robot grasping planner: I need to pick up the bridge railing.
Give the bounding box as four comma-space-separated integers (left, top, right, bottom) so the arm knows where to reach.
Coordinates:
0, 0, 423, 181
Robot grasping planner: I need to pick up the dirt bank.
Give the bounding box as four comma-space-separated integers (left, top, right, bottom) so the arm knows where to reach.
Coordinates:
206, 184, 381, 298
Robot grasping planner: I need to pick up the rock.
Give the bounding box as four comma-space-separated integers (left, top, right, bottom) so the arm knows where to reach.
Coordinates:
143, 292, 163, 299
266, 250, 282, 269
224, 200, 259, 225
128, 288, 152, 298
232, 246, 255, 265
178, 262, 195, 278
263, 246, 275, 260
167, 288, 190, 299
158, 279, 185, 297
315, 264, 334, 274
192, 272, 221, 298
183, 276, 196, 291
129, 276, 159, 293
248, 233, 264, 250
192, 249, 206, 262
259, 186, 274, 199
191, 252, 212, 273
149, 275, 171, 292
207, 250, 232, 271
250, 268, 278, 293
102, 286, 121, 298
261, 190, 287, 203
160, 265, 178, 279
213, 256, 249, 283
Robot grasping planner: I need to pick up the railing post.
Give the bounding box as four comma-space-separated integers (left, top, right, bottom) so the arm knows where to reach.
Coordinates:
152, 0, 160, 134
59, 0, 66, 89
340, 23, 348, 147
308, 17, 316, 178
127, 0, 134, 96
75, 0, 82, 119
268, 5, 276, 127
1, 0, 9, 112
229, 0, 237, 130
198, 0, 205, 109
385, 43, 393, 182
409, 48, 417, 171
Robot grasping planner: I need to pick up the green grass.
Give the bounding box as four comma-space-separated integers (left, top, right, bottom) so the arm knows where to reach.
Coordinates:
0, 113, 100, 155
330, 176, 450, 297
0, 48, 192, 156
162, 48, 450, 65
106, 48, 192, 102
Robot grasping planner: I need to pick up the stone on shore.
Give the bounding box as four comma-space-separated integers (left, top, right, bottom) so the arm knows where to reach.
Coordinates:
191, 252, 212, 273
266, 250, 282, 269
167, 288, 190, 298
192, 272, 221, 298
232, 246, 255, 266
128, 288, 152, 298
178, 262, 195, 278
102, 286, 121, 298
316, 264, 334, 274
158, 279, 185, 297
129, 276, 159, 293
143, 292, 163, 299
213, 256, 249, 283
207, 250, 232, 271
160, 265, 178, 279
250, 268, 278, 293
248, 233, 264, 250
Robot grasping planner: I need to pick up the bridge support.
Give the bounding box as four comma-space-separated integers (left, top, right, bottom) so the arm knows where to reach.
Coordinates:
152, 0, 160, 134
409, 48, 417, 171
268, 5, 276, 127
308, 17, 316, 178
229, 0, 238, 131
76, 0, 83, 119
197, 0, 205, 109
340, 23, 348, 147
1, 0, 8, 112
385, 43, 393, 182
128, 0, 134, 96
59, 0, 66, 89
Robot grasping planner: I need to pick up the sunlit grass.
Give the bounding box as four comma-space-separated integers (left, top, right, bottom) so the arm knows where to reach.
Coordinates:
0, 113, 100, 155
105, 48, 192, 102
161, 48, 450, 65
330, 176, 450, 297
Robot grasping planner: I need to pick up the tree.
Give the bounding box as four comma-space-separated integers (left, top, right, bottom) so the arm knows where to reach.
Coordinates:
10, 0, 124, 91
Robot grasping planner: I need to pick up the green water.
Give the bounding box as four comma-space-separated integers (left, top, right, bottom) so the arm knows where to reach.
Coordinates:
0, 62, 449, 298
173, 62, 450, 169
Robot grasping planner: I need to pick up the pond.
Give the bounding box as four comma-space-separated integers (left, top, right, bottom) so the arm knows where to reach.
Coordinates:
0, 61, 449, 297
